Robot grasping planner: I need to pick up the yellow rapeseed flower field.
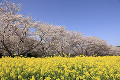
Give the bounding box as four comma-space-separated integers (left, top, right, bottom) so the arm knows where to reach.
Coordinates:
0, 56, 120, 80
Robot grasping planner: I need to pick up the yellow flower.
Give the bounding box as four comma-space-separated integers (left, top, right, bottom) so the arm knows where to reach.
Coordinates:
76, 76, 80, 80
44, 77, 51, 80
95, 76, 101, 80
0, 56, 120, 80
61, 76, 64, 79
85, 72, 90, 77
30, 76, 35, 80
18, 75, 22, 79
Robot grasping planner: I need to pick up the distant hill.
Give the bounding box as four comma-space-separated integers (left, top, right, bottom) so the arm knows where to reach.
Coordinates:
116, 46, 120, 47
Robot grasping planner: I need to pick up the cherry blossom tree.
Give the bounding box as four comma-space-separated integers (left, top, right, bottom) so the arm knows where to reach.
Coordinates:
83, 36, 110, 56
0, 0, 120, 57
0, 0, 37, 56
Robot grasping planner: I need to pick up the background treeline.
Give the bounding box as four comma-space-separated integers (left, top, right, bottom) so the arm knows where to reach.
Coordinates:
0, 0, 120, 57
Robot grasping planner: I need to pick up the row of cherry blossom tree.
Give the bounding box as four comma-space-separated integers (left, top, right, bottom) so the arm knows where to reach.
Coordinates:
0, 0, 120, 57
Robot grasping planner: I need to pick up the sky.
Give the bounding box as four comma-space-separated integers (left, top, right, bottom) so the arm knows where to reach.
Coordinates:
3, 0, 120, 46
